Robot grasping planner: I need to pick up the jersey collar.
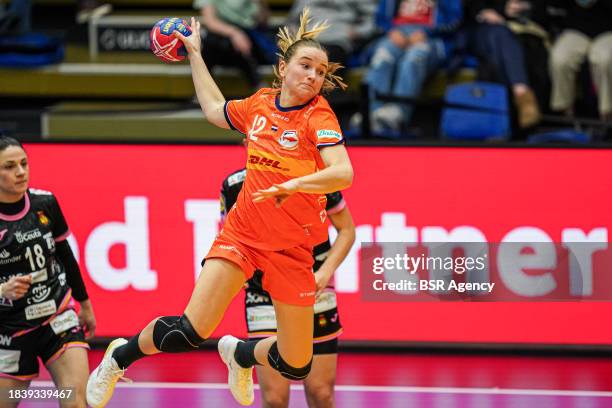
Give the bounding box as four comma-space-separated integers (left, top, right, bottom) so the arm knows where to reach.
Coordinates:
275, 94, 316, 112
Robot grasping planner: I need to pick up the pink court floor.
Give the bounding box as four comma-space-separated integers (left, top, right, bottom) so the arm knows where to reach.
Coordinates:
25, 347, 612, 407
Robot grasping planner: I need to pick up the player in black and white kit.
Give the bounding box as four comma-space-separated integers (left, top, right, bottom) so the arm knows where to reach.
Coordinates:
0, 137, 95, 407
221, 168, 355, 408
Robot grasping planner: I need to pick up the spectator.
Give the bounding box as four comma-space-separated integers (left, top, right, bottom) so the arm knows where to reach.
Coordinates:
365, 0, 463, 136
193, 0, 276, 90
549, 0, 612, 121
0, 0, 30, 34
286, 0, 379, 76
503, 0, 553, 112
464, 0, 541, 128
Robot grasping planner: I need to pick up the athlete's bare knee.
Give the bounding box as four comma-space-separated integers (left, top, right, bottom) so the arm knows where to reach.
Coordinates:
261, 391, 289, 408
305, 383, 334, 408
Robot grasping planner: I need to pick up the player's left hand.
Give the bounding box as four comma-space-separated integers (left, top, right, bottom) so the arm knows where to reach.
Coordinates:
78, 299, 97, 339
252, 179, 300, 207
314, 268, 333, 297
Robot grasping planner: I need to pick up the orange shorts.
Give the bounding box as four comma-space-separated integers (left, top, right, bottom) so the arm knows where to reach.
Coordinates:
205, 232, 316, 307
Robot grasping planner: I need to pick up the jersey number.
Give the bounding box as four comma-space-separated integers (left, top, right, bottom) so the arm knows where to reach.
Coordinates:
248, 115, 266, 141
25, 244, 45, 270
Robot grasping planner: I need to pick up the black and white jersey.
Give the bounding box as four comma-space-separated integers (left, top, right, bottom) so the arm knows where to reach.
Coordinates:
220, 168, 346, 291
0, 189, 72, 336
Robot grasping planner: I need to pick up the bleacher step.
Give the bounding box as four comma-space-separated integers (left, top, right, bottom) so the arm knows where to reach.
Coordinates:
42, 102, 242, 141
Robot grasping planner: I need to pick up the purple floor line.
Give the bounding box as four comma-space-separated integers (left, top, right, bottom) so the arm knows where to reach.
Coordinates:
19, 386, 612, 408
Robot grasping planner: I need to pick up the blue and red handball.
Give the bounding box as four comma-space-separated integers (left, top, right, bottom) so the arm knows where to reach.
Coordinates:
150, 17, 192, 63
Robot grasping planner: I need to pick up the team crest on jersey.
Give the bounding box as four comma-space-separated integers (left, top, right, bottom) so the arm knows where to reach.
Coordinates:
37, 211, 49, 226
279, 130, 299, 150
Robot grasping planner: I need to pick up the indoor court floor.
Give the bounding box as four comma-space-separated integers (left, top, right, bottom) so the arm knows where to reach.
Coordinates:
23, 347, 612, 407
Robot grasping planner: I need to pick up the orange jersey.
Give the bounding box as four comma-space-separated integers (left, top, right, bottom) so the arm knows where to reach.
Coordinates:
223, 88, 344, 251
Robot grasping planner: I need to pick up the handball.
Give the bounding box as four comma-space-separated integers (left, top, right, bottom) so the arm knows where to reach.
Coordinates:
150, 17, 192, 63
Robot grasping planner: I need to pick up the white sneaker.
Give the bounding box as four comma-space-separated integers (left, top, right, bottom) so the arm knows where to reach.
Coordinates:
218, 335, 254, 406
86, 338, 130, 408
371, 104, 404, 133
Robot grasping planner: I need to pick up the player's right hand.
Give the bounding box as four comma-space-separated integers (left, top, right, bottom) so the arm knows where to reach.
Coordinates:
252, 179, 300, 207
1, 275, 32, 300
174, 17, 202, 55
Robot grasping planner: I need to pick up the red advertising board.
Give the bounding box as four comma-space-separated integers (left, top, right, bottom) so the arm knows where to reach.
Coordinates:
24, 144, 612, 345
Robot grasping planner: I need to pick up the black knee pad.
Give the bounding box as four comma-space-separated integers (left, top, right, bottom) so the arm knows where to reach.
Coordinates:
267, 341, 312, 380
152, 315, 205, 353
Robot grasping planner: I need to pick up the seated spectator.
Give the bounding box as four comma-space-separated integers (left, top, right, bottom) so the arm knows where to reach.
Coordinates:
464, 0, 541, 128
0, 0, 30, 34
548, 0, 612, 121
365, 0, 463, 136
286, 0, 379, 76
503, 0, 553, 113
193, 0, 276, 90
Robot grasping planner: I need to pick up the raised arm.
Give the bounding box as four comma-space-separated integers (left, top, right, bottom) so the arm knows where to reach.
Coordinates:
174, 17, 229, 128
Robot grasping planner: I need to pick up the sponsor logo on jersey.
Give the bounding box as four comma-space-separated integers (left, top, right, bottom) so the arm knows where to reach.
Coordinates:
246, 292, 271, 305
248, 155, 289, 172
50, 309, 79, 335
37, 211, 49, 226
271, 112, 289, 122
227, 170, 246, 187
44, 232, 55, 251
15, 229, 42, 243
317, 129, 342, 141
28, 283, 51, 304
0, 349, 19, 372
0, 334, 11, 346
246, 305, 277, 331
28, 188, 52, 196
30, 268, 48, 283
314, 290, 338, 313
0, 249, 10, 259
25, 299, 56, 320
218, 244, 246, 260
58, 272, 66, 286
0, 255, 21, 265
279, 130, 299, 150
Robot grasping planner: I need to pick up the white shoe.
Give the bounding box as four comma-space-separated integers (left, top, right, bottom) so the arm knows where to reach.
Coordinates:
371, 104, 404, 133
86, 338, 130, 408
218, 335, 254, 406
